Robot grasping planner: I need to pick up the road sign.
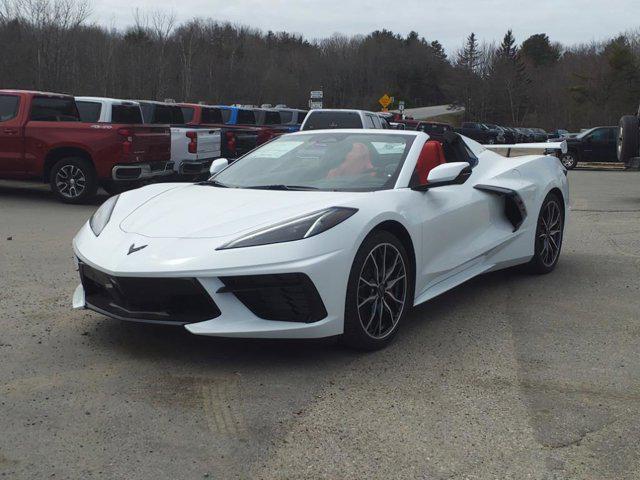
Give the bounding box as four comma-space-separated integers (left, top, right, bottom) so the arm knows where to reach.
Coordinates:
310, 90, 323, 99
379, 94, 392, 109
398, 101, 405, 112
309, 100, 323, 109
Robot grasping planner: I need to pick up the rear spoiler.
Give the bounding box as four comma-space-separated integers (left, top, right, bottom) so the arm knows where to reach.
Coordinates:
484, 141, 568, 157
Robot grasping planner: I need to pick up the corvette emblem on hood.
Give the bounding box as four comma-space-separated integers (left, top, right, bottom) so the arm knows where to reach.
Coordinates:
127, 244, 148, 255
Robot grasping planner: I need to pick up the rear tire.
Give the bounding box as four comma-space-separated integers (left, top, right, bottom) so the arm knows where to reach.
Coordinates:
341, 231, 414, 351
617, 115, 639, 165
50, 157, 97, 204
528, 192, 564, 274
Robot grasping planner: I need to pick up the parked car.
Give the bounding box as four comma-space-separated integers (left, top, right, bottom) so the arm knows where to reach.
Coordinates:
0, 90, 172, 202
455, 122, 501, 144
618, 106, 640, 169
547, 129, 570, 141
560, 126, 619, 169
529, 128, 549, 143
72, 129, 568, 350
516, 127, 534, 143
415, 121, 453, 135
485, 124, 516, 144
134, 100, 221, 177
300, 109, 388, 131
178, 103, 272, 160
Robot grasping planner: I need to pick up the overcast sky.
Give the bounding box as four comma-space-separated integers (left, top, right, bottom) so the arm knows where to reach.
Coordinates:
91, 0, 638, 51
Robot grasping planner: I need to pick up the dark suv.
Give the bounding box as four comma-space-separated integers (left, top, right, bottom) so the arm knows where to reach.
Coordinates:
561, 126, 619, 169
456, 122, 501, 144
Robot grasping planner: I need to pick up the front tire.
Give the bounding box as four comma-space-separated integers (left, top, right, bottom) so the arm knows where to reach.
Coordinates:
617, 115, 639, 165
528, 192, 564, 274
50, 157, 97, 204
342, 231, 413, 350
561, 152, 578, 170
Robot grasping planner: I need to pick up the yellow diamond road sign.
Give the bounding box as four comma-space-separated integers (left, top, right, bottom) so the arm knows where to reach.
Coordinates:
379, 94, 392, 109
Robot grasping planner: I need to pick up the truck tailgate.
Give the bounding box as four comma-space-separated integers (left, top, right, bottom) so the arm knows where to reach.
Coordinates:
130, 126, 171, 162
196, 129, 222, 158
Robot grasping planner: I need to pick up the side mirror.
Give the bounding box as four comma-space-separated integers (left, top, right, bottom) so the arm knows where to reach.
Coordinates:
209, 158, 228, 176
412, 162, 471, 191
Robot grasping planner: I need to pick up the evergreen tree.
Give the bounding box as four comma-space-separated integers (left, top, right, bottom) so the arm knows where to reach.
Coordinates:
457, 32, 478, 71
521, 33, 560, 67
430, 40, 447, 62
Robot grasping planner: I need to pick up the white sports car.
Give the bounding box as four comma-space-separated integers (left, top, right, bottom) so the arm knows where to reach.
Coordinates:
72, 129, 568, 350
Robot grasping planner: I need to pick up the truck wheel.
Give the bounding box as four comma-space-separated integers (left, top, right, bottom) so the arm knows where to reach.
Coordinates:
50, 157, 98, 204
561, 152, 578, 170
617, 115, 639, 164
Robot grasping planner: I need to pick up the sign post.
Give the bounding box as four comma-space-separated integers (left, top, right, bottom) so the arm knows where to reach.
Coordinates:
309, 90, 323, 109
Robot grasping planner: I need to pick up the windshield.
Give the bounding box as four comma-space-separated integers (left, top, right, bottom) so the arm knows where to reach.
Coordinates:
576, 127, 597, 139
213, 132, 416, 192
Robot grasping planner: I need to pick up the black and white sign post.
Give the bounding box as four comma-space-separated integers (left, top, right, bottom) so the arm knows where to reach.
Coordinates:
309, 90, 323, 109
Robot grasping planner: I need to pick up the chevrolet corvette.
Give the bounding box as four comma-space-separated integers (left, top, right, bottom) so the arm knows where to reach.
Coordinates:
72, 129, 568, 350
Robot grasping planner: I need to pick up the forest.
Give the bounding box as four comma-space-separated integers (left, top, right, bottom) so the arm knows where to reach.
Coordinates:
1, 0, 639, 130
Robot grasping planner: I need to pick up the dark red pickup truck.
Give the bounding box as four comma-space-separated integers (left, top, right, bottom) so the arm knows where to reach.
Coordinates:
0, 90, 172, 203
178, 103, 275, 159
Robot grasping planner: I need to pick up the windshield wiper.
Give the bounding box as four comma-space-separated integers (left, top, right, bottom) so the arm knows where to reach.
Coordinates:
244, 184, 319, 191
199, 179, 230, 188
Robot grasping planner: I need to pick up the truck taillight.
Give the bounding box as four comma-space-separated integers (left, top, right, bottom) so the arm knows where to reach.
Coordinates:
257, 129, 274, 145
118, 128, 133, 155
186, 131, 198, 154
225, 131, 236, 154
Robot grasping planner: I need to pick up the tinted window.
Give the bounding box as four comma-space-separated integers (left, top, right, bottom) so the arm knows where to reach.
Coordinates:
202, 107, 223, 124
0, 95, 20, 122
30, 97, 79, 122
181, 107, 195, 123
140, 103, 153, 123
148, 105, 184, 124
279, 111, 294, 123
303, 111, 362, 130
588, 129, 609, 142
220, 109, 231, 123
296, 111, 308, 123
237, 109, 256, 125
112, 104, 142, 124
372, 115, 383, 129
76, 101, 102, 122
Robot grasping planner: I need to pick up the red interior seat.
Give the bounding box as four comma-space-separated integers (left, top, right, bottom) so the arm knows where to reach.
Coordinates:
414, 140, 446, 184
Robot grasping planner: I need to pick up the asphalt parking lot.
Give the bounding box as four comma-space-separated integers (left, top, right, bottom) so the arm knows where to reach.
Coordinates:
1, 170, 639, 480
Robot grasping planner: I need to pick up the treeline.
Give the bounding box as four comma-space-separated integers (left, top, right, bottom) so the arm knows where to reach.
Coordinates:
1, 0, 639, 130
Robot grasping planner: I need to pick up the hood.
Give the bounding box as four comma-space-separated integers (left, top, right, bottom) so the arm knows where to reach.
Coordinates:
119, 184, 363, 239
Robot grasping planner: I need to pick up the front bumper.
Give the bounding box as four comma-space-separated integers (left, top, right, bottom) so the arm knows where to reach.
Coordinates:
72, 239, 352, 339
111, 161, 175, 181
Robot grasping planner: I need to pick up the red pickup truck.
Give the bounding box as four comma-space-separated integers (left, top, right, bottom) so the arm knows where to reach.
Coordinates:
0, 90, 172, 203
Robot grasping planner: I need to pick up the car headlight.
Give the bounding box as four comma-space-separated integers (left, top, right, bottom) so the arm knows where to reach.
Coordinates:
89, 194, 120, 236
217, 207, 358, 250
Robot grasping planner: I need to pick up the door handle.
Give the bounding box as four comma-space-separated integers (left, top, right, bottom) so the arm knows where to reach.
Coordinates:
3, 128, 18, 135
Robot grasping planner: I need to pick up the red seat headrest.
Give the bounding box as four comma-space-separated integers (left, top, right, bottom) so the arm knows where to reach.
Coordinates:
414, 140, 446, 184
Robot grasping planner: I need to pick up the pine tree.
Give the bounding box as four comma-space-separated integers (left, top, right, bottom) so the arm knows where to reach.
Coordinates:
431, 40, 447, 62
457, 33, 478, 71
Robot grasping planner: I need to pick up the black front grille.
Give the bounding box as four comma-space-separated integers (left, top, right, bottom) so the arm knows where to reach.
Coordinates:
79, 263, 220, 324
218, 273, 327, 323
